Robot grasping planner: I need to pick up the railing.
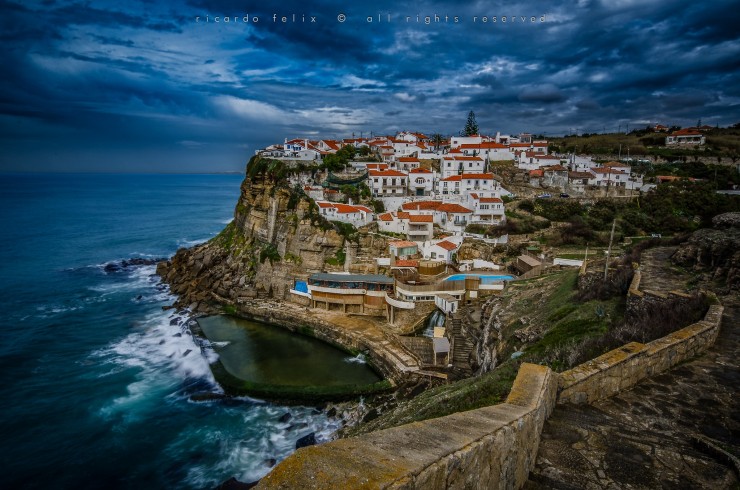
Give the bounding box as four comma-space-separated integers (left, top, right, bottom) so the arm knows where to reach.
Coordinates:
384, 294, 416, 309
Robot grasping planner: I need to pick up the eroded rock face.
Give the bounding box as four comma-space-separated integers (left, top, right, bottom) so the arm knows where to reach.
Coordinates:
157, 175, 346, 311
672, 212, 740, 290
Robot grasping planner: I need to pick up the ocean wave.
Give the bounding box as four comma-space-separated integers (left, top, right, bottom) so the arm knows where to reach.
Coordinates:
220, 218, 234, 224
177, 238, 208, 247
95, 309, 218, 423
181, 406, 341, 487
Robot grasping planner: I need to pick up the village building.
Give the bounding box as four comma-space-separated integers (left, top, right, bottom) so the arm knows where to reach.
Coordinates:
436, 203, 473, 232
666, 129, 706, 146
469, 194, 505, 225
369, 169, 408, 196
305, 273, 394, 314
397, 157, 421, 171
407, 168, 435, 196
388, 240, 419, 259
517, 151, 562, 170
315, 201, 373, 227
426, 239, 459, 263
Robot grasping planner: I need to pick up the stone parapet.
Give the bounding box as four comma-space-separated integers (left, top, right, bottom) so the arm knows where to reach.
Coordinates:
257, 363, 556, 490
557, 303, 723, 405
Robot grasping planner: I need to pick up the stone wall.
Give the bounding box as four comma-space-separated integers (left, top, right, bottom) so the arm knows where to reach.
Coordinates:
257, 363, 557, 490
625, 268, 696, 321
557, 303, 723, 405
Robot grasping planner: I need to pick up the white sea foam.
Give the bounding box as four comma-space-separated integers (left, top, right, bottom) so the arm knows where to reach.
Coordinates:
344, 353, 367, 364
177, 238, 208, 247
220, 218, 234, 224
96, 307, 219, 423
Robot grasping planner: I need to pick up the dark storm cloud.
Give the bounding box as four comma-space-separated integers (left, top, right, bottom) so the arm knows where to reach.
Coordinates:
1, 0, 739, 171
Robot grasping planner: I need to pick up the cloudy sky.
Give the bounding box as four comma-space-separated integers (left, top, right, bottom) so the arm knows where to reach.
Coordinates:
2, 0, 739, 172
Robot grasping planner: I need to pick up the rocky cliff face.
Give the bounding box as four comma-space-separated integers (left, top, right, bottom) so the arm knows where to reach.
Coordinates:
671, 212, 740, 290
158, 174, 347, 311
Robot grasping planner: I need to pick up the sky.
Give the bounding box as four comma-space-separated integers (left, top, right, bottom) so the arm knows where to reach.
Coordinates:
1, 0, 740, 173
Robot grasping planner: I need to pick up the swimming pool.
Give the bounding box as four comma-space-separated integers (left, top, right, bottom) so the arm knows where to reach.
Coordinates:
294, 280, 308, 293
445, 274, 514, 284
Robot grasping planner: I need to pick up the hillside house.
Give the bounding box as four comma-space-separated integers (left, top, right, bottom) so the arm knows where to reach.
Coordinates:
408, 168, 435, 196
517, 152, 562, 170
427, 240, 459, 263
469, 194, 505, 224
666, 129, 705, 146
369, 169, 408, 196
436, 203, 474, 232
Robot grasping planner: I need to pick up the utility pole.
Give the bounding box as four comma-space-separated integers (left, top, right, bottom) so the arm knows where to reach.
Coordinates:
604, 219, 616, 281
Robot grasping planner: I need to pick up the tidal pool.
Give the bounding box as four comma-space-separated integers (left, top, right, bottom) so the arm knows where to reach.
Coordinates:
197, 315, 382, 388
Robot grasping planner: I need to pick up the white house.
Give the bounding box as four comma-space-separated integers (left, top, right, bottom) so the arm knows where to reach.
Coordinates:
397, 157, 421, 171
407, 168, 435, 196
436, 203, 474, 232
315, 201, 374, 227
427, 239, 459, 263
469, 194, 505, 224
509, 141, 548, 154
438, 175, 462, 195
460, 173, 497, 194
369, 169, 408, 196
450, 135, 483, 148
517, 152, 563, 170
378, 212, 434, 242
666, 129, 705, 146
392, 140, 422, 159
459, 142, 515, 161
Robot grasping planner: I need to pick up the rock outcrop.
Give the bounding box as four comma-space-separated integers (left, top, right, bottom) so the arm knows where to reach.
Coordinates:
158, 172, 347, 311
671, 212, 740, 290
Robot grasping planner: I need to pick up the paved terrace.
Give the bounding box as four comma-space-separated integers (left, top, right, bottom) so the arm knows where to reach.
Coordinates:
527, 253, 739, 488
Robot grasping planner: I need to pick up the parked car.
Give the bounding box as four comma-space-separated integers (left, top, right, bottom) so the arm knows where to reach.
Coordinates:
559, 193, 570, 198
536, 193, 551, 199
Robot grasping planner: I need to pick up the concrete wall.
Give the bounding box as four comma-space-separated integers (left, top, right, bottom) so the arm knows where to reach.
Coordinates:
257, 363, 557, 490
557, 303, 723, 405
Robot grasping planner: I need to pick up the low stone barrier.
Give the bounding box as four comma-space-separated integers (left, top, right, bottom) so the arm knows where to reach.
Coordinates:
257, 363, 557, 489
557, 303, 723, 405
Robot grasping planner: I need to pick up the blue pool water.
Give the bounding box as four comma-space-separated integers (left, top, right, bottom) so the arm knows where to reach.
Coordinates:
445, 274, 515, 284
294, 280, 308, 293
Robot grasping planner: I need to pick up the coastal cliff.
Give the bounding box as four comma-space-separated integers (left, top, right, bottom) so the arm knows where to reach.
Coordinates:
158, 176, 341, 310
157, 161, 389, 313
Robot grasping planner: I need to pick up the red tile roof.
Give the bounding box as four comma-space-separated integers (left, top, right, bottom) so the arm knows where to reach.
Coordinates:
437, 203, 473, 213
317, 201, 333, 208
441, 175, 462, 182
369, 169, 408, 177
461, 173, 494, 180
398, 157, 420, 162
529, 169, 544, 177
409, 168, 432, 173
479, 197, 503, 203
401, 201, 442, 211
408, 214, 433, 223
436, 240, 458, 251
389, 240, 418, 248
544, 165, 568, 172
394, 259, 419, 267
397, 211, 411, 219
378, 213, 394, 221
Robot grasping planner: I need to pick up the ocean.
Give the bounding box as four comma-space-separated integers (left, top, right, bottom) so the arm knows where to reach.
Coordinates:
0, 173, 341, 489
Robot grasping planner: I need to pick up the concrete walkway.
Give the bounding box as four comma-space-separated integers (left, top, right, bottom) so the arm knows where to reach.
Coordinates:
526, 293, 739, 489
639, 246, 691, 293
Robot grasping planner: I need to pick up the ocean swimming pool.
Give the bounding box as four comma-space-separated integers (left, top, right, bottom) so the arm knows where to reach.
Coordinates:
445, 274, 514, 284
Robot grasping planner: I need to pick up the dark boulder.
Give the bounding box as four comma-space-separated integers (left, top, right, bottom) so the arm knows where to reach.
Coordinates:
295, 432, 316, 449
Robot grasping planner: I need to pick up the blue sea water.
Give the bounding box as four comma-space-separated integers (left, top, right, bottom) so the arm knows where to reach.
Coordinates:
0, 174, 340, 489
445, 274, 515, 284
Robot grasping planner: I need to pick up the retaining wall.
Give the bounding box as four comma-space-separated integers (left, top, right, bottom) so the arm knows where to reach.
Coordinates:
558, 303, 723, 404
257, 363, 557, 490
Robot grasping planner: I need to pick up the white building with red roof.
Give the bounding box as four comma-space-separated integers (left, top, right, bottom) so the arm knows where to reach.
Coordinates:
315, 201, 374, 227
441, 155, 486, 178
469, 194, 505, 225
436, 203, 474, 232
509, 141, 549, 154
397, 157, 421, 171
368, 169, 408, 196
426, 239, 460, 263
407, 168, 435, 196
666, 129, 705, 146
459, 142, 515, 161
517, 151, 563, 170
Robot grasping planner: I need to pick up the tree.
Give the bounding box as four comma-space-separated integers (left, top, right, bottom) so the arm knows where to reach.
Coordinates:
462, 111, 479, 137
431, 133, 444, 151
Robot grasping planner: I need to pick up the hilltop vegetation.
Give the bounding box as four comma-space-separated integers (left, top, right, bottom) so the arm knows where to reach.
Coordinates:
548, 127, 740, 161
